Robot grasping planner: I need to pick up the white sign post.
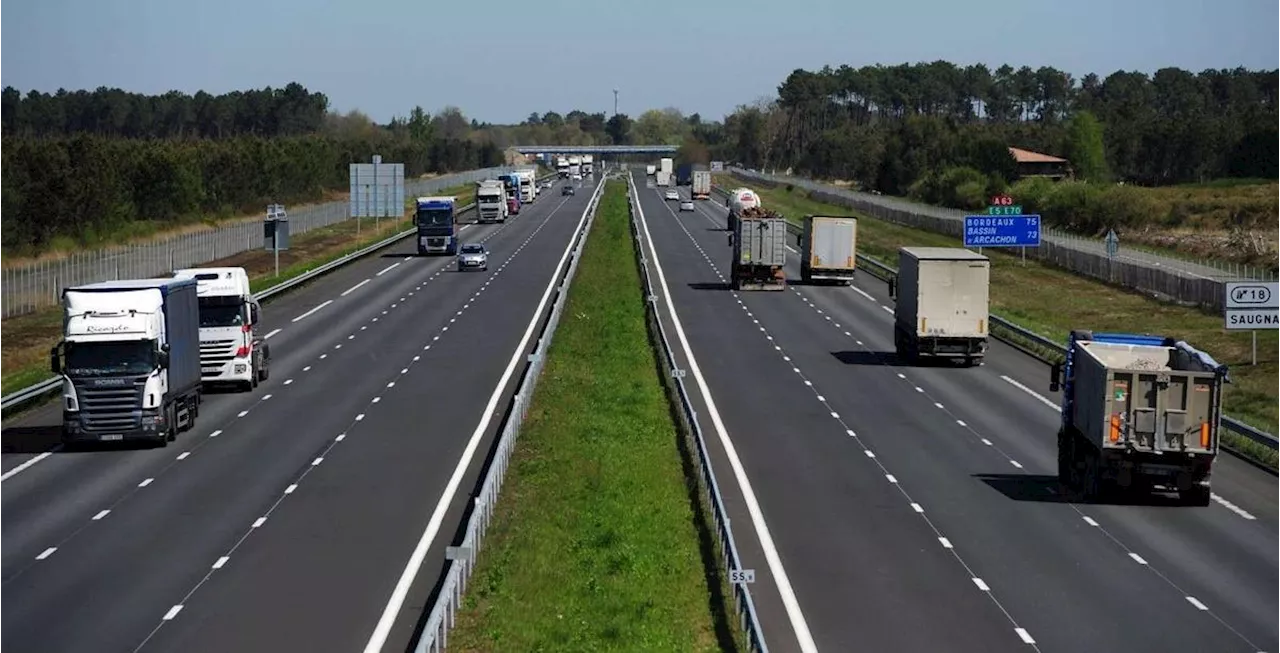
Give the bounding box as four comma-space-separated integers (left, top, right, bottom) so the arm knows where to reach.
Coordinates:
1224, 281, 1278, 365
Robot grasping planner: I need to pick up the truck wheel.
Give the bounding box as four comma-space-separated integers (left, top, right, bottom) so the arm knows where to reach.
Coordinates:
1180, 486, 1211, 507
258, 362, 269, 382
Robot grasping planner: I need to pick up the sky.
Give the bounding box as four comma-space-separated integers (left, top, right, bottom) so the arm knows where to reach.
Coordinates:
3, 0, 1277, 125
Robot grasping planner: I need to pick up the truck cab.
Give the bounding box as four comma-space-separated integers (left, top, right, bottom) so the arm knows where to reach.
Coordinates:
500, 174, 522, 215
415, 196, 458, 255
52, 278, 204, 446
172, 267, 268, 392
475, 181, 507, 224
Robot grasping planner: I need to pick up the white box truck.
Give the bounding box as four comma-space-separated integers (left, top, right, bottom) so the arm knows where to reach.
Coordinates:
51, 278, 204, 446
692, 170, 712, 199
516, 169, 536, 203
889, 247, 990, 366
655, 170, 672, 187
800, 216, 858, 284
582, 154, 595, 176
645, 164, 657, 176
660, 157, 673, 175
172, 267, 269, 392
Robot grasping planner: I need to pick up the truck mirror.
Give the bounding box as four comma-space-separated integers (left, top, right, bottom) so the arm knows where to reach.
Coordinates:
158, 350, 170, 369
1049, 362, 1062, 393
49, 345, 61, 375
887, 278, 896, 299
250, 304, 260, 325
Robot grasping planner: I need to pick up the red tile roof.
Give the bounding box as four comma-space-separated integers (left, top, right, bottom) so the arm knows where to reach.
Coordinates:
1009, 147, 1068, 164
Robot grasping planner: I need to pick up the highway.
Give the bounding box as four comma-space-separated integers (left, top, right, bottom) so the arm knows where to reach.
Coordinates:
0, 175, 603, 653
631, 171, 1278, 653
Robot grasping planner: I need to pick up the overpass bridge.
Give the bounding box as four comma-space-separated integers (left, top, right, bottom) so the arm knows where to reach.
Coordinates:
510, 145, 677, 155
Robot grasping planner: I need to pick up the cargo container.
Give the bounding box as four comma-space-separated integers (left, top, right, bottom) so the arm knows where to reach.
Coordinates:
52, 278, 204, 445
692, 170, 712, 199
730, 208, 787, 291
659, 157, 673, 175
675, 163, 693, 186
655, 170, 672, 187
1049, 331, 1226, 505
800, 215, 858, 284
889, 247, 989, 365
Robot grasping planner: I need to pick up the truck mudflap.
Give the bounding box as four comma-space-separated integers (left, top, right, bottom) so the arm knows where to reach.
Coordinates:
732, 265, 786, 291
894, 326, 987, 366
1057, 428, 1213, 506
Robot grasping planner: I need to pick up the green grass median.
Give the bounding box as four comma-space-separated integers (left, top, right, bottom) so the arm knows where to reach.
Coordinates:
449, 180, 736, 652
715, 174, 1278, 468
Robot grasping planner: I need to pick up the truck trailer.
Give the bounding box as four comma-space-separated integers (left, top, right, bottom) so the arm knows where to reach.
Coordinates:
659, 158, 673, 175
582, 154, 595, 176
172, 267, 269, 392
730, 208, 788, 291
889, 247, 989, 366
675, 163, 693, 186
692, 170, 712, 199
800, 215, 858, 284
655, 170, 672, 187
475, 180, 508, 223
646, 164, 657, 176
1050, 331, 1226, 505
52, 278, 203, 446
415, 196, 458, 255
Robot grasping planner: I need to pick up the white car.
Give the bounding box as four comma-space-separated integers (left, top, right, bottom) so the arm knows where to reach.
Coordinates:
679, 200, 694, 212
457, 243, 488, 271
665, 191, 680, 201
572, 173, 583, 180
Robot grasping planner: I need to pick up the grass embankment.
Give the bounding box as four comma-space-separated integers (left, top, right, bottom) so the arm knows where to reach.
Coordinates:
715, 174, 1278, 467
0, 182, 476, 398
449, 180, 736, 652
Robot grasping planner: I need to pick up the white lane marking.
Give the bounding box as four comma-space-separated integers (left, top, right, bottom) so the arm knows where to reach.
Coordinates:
376, 262, 400, 276
263, 328, 282, 340
1000, 375, 1060, 411
1211, 494, 1257, 520
880, 305, 893, 313
973, 577, 990, 591
1185, 596, 1209, 611
237, 411, 248, 418
93, 509, 111, 520
139, 478, 154, 487
0, 451, 56, 483
291, 299, 333, 323
1009, 460, 1023, 469
886, 474, 898, 484
162, 605, 183, 621
363, 178, 602, 653
335, 433, 346, 442
956, 419, 967, 427
1015, 628, 1036, 644
1128, 552, 1149, 565
209, 430, 222, 438
284, 484, 298, 495
283, 379, 293, 386
176, 452, 190, 461
212, 556, 229, 569
851, 286, 876, 301
910, 503, 924, 513
939, 537, 953, 549
251, 517, 267, 528
1082, 516, 1099, 526
35, 547, 56, 560
262, 394, 272, 401
311, 457, 324, 466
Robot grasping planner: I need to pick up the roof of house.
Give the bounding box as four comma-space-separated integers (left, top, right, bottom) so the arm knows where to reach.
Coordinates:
1008, 147, 1068, 164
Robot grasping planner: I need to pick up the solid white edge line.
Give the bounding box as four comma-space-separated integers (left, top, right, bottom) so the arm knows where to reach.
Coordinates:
291, 299, 334, 323
1, 451, 56, 483
361, 177, 604, 653
341, 279, 372, 296
632, 176, 819, 653
999, 375, 1061, 411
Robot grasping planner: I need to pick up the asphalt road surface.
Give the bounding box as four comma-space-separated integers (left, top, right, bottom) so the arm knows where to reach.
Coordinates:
1, 174, 603, 653
631, 171, 1277, 653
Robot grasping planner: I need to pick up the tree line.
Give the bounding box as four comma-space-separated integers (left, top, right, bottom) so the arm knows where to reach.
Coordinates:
1, 84, 506, 255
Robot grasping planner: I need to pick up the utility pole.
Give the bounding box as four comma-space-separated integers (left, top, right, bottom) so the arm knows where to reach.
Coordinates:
613, 88, 619, 117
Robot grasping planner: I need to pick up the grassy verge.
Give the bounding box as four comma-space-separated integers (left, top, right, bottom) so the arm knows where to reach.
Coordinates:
449, 180, 736, 652
715, 175, 1278, 464
0, 182, 477, 398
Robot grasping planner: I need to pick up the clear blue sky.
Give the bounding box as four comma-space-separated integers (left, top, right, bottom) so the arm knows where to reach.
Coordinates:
3, 0, 1276, 125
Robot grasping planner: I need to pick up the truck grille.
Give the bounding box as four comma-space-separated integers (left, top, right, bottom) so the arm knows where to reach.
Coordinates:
77, 379, 146, 432
200, 339, 238, 367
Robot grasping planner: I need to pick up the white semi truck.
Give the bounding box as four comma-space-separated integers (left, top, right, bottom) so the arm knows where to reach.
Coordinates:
172, 267, 269, 392
51, 278, 204, 446
516, 169, 537, 203
582, 154, 595, 176
556, 157, 570, 178
568, 156, 582, 177
475, 179, 508, 223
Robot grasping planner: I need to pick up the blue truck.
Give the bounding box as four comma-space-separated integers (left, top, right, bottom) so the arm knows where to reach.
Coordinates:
414, 196, 458, 255
1050, 331, 1226, 505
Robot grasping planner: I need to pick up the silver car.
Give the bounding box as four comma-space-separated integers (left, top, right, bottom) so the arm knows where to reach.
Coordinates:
457, 243, 488, 271
679, 200, 694, 212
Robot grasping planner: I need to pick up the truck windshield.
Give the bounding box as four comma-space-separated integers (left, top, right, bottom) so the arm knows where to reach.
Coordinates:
197, 297, 244, 328
65, 340, 156, 377
416, 208, 453, 226
478, 194, 502, 203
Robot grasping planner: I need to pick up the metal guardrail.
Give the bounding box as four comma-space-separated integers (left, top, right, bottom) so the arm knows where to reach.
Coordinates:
708, 184, 1278, 454
1, 174, 561, 415
410, 174, 607, 652
627, 175, 770, 650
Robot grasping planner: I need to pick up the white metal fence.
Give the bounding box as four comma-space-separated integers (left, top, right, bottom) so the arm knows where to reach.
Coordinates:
726, 168, 1276, 312
1, 167, 519, 318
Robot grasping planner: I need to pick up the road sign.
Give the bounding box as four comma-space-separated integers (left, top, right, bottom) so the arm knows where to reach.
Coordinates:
1224, 282, 1278, 331
963, 215, 1042, 248
986, 204, 1023, 216
729, 569, 755, 584
710, 161, 724, 171
1104, 229, 1119, 258
349, 155, 405, 219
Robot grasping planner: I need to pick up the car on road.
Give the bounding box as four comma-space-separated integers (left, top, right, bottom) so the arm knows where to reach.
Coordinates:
679, 200, 694, 212
541, 181, 552, 189
571, 173, 582, 180
562, 185, 575, 196
665, 190, 680, 201
457, 243, 488, 271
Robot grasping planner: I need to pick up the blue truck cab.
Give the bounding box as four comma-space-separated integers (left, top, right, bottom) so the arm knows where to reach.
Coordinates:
415, 196, 457, 256
500, 173, 522, 215
1049, 330, 1227, 505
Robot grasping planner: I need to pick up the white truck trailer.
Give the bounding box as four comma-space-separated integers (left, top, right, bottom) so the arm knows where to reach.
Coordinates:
889, 247, 990, 366
799, 216, 858, 284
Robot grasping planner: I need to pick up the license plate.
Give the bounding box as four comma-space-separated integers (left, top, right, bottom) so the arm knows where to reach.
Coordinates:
100, 434, 124, 441
203, 368, 220, 374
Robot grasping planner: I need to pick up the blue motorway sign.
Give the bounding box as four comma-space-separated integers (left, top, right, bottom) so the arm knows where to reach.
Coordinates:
963, 214, 1042, 248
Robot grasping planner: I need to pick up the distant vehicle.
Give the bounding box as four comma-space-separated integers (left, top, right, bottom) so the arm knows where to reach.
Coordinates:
542, 180, 553, 189
457, 243, 489, 271
889, 247, 989, 366
571, 173, 583, 181
562, 185, 575, 196
679, 200, 694, 212
172, 266, 268, 391
665, 190, 680, 201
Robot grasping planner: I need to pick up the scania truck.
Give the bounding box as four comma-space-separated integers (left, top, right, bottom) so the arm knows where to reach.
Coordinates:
475, 179, 508, 223
172, 267, 269, 392
415, 196, 458, 255
51, 278, 203, 446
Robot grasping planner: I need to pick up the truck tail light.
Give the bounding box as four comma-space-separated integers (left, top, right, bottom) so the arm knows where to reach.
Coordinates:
1199, 422, 1210, 448
1109, 414, 1121, 442
235, 345, 251, 358
979, 319, 985, 334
